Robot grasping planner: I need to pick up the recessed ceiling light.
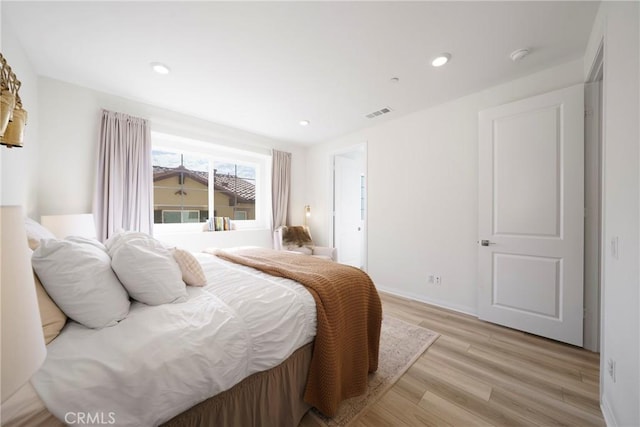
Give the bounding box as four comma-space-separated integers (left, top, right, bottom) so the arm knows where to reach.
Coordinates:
510, 48, 530, 62
431, 53, 451, 67
299, 120, 310, 126
150, 62, 170, 75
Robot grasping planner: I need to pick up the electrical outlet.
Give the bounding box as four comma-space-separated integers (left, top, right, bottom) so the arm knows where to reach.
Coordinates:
427, 275, 435, 284
434, 275, 442, 285
607, 359, 616, 382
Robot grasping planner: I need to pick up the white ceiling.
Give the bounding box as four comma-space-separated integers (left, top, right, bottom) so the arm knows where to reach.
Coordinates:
3, 1, 599, 145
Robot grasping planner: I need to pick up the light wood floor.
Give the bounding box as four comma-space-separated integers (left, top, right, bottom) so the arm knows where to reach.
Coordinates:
300, 292, 604, 427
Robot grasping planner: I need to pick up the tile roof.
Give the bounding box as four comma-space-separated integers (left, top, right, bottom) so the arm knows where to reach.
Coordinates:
153, 165, 255, 202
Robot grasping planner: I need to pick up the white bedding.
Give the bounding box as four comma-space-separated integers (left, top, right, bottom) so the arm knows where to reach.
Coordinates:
31, 253, 317, 426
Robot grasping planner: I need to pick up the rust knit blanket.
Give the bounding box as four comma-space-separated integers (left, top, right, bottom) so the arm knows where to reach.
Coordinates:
213, 248, 382, 417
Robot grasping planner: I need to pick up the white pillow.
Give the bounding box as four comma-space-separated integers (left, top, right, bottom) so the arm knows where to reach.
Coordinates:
32, 238, 130, 329
66, 235, 108, 251
105, 230, 150, 254
110, 236, 187, 305
24, 217, 56, 250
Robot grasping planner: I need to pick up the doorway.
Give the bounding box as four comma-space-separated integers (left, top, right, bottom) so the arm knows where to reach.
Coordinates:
332, 144, 367, 269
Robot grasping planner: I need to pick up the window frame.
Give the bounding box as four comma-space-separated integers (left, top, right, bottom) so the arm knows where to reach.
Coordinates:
151, 132, 270, 232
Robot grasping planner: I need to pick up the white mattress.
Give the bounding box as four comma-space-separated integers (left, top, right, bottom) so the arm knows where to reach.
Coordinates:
31, 253, 317, 426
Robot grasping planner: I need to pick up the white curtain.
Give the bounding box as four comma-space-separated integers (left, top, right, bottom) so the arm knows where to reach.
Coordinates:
95, 110, 153, 241
271, 150, 291, 230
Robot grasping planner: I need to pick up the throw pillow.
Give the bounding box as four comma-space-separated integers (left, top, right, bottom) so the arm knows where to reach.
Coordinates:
172, 249, 207, 287
281, 226, 314, 247
33, 272, 67, 344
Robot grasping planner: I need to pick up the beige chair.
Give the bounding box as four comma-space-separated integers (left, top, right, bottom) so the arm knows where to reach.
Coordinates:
273, 225, 337, 261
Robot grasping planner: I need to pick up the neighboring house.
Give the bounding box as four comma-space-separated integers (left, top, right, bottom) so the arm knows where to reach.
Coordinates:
153, 165, 256, 223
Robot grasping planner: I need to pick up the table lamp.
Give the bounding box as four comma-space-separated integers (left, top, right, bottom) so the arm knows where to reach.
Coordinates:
1, 206, 47, 402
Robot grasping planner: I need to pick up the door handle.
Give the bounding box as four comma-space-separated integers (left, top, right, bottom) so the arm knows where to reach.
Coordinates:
479, 240, 496, 246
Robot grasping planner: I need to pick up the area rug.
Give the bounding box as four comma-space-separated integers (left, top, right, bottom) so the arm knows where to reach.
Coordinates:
310, 316, 439, 426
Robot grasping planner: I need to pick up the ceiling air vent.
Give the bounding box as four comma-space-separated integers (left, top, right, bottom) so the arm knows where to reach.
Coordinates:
366, 107, 392, 119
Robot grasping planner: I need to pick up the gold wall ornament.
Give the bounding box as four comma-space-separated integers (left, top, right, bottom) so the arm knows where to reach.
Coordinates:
0, 53, 27, 148
2, 108, 28, 147
0, 91, 15, 136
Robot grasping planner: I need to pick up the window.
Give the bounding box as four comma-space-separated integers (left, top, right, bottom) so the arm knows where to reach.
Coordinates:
151, 132, 268, 230
153, 151, 210, 224
212, 161, 256, 221
161, 210, 201, 224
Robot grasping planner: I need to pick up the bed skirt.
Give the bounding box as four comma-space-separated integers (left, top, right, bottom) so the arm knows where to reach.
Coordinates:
4, 343, 313, 427
161, 342, 313, 427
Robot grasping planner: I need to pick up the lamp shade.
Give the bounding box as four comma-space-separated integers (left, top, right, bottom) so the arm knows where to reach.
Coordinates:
40, 213, 96, 239
303, 205, 311, 226
1, 206, 47, 402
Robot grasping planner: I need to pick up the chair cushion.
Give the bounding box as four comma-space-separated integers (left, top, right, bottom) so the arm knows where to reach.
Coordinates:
287, 246, 313, 256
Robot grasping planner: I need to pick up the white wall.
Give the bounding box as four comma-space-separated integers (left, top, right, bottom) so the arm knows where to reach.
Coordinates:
37, 77, 307, 249
584, 3, 639, 426
0, 21, 40, 217
307, 60, 584, 315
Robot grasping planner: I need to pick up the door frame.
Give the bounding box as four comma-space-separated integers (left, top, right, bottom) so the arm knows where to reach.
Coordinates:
330, 143, 368, 270
585, 37, 606, 394
584, 54, 603, 353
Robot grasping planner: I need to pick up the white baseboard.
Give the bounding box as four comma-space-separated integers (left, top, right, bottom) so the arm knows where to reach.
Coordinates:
377, 286, 478, 317
600, 394, 617, 427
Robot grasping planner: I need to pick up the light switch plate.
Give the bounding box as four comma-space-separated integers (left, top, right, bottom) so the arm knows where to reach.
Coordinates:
611, 236, 619, 259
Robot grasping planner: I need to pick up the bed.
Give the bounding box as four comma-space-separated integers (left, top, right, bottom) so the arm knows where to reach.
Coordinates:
3, 232, 382, 427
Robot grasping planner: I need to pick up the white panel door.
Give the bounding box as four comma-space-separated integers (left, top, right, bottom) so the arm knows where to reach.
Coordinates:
478, 84, 584, 346
334, 155, 363, 268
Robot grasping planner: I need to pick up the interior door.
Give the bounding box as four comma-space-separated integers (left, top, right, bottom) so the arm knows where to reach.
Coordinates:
334, 154, 363, 268
478, 84, 584, 346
